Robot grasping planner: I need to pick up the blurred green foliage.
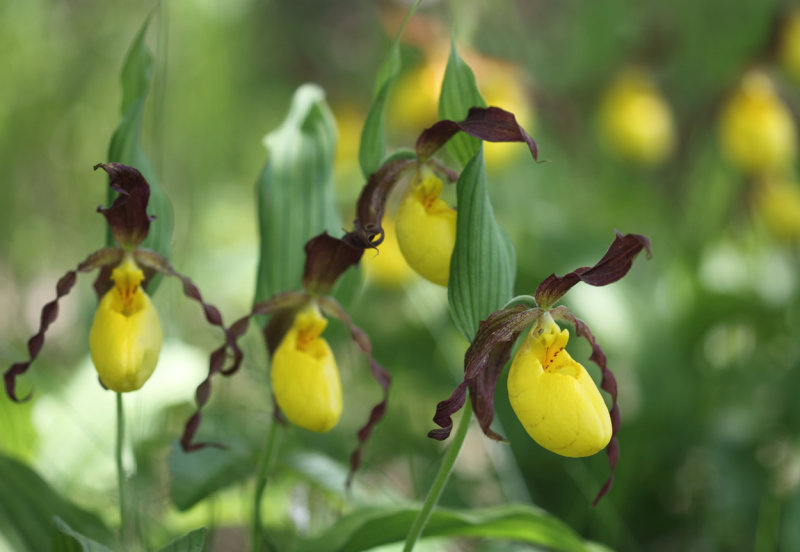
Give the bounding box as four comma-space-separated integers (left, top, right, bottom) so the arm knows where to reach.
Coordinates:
3, 0, 800, 551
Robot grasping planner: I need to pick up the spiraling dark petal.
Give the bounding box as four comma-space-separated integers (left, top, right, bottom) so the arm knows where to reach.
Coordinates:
551, 305, 619, 506
342, 157, 416, 250
4, 248, 123, 401
318, 296, 390, 486
428, 305, 542, 441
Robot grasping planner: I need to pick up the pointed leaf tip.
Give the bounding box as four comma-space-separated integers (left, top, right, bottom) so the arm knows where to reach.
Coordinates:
95, 162, 154, 249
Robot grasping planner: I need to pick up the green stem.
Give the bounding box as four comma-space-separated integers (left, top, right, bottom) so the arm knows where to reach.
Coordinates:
251, 421, 283, 552
115, 392, 126, 549
403, 400, 473, 552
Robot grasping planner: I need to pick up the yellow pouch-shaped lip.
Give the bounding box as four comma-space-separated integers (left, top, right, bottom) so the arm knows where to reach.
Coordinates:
271, 307, 342, 433
89, 258, 163, 393
395, 172, 457, 287
507, 316, 611, 457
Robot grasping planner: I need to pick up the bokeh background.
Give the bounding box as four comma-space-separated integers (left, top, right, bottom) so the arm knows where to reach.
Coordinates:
2, 0, 800, 550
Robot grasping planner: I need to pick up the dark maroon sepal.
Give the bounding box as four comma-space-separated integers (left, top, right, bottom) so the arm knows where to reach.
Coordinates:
94, 163, 154, 249
302, 233, 363, 296
4, 248, 123, 402
429, 305, 543, 441
343, 158, 416, 250
551, 305, 619, 506
415, 107, 539, 162
319, 296, 391, 487
535, 232, 651, 309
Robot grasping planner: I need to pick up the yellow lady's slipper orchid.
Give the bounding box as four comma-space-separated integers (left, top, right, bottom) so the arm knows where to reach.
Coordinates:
395, 171, 457, 286
719, 71, 797, 174
599, 69, 675, 166
89, 256, 163, 393
271, 306, 342, 432
507, 313, 611, 458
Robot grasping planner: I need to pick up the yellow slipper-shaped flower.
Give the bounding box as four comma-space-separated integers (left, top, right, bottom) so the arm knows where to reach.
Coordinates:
89, 256, 163, 393
395, 171, 457, 286
507, 314, 611, 457
271, 306, 342, 432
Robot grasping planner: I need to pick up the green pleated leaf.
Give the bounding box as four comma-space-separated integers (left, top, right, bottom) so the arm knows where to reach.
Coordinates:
155, 528, 207, 552
0, 454, 115, 552
358, 1, 421, 177
107, 15, 173, 293
53, 518, 114, 552
448, 150, 515, 340
294, 504, 589, 552
254, 83, 341, 307
438, 39, 487, 168
167, 441, 253, 511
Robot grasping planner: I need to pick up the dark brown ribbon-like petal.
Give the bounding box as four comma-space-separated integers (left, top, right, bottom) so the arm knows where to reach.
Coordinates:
535, 232, 651, 309
416, 107, 538, 162
302, 232, 363, 296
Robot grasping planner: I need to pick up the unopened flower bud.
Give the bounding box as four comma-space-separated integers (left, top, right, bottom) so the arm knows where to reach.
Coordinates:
89, 256, 163, 392
271, 305, 342, 432
507, 313, 611, 457
395, 170, 457, 286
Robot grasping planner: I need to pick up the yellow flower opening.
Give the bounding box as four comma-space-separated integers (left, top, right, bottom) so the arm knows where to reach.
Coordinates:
507, 313, 611, 458
599, 69, 675, 166
719, 71, 797, 174
89, 256, 163, 393
395, 170, 457, 286
271, 305, 342, 433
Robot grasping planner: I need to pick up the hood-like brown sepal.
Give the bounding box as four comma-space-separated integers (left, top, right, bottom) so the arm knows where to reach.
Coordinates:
535, 232, 651, 309
94, 163, 154, 249
318, 296, 391, 486
415, 107, 539, 163
429, 305, 543, 441
302, 233, 363, 296
4, 248, 124, 402
550, 306, 619, 507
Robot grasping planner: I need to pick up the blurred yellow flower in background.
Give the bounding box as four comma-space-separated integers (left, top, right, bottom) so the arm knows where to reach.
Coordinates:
271, 305, 342, 433
719, 71, 797, 175
89, 255, 163, 393
507, 313, 611, 458
753, 175, 800, 241
598, 68, 675, 166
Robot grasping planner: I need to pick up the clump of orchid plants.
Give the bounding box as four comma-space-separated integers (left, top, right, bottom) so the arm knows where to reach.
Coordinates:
428, 232, 651, 505
4, 163, 240, 402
